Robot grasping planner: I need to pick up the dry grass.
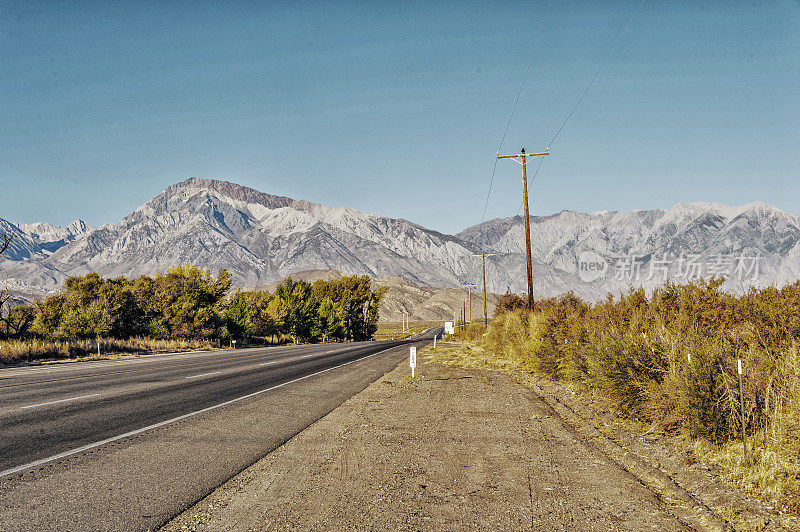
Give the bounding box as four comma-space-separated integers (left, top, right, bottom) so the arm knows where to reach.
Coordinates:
690, 434, 800, 512
0, 337, 220, 365
447, 323, 491, 343
422, 326, 523, 374
374, 320, 441, 340
690, 347, 800, 509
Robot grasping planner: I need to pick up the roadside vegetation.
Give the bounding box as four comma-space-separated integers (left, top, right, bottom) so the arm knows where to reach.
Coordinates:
0, 266, 384, 364
433, 279, 800, 513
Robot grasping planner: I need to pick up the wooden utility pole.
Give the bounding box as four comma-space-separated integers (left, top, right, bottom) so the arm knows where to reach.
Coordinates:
497, 147, 549, 310
467, 286, 472, 324
462, 283, 476, 325
472, 253, 496, 328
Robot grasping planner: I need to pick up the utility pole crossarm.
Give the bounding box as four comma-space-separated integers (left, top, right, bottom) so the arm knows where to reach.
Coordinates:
496, 151, 549, 159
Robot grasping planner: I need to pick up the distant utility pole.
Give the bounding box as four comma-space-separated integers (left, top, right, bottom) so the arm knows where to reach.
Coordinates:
462, 299, 467, 331
462, 283, 477, 325
497, 147, 549, 310
472, 253, 496, 328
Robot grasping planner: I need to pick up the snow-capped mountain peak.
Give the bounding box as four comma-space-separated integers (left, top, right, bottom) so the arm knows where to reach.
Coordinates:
2, 177, 798, 303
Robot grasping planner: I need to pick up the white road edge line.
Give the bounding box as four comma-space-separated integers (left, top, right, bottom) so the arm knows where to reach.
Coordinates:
185, 372, 220, 379
20, 393, 100, 410
258, 351, 340, 367
0, 344, 402, 478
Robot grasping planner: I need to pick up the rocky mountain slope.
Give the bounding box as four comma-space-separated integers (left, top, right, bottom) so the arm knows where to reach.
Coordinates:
458, 201, 800, 300
374, 275, 500, 323
247, 268, 499, 322
1, 177, 798, 304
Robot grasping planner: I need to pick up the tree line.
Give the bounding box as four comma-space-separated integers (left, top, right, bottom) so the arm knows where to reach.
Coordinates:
0, 266, 385, 344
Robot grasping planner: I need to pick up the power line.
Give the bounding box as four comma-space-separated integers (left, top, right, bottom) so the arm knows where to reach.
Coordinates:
547, 0, 647, 149
512, 0, 645, 215
482, 158, 500, 223
480, 0, 552, 224
497, 0, 552, 153
483, 0, 644, 223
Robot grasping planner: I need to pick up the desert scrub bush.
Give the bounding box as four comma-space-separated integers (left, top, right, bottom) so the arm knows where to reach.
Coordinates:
642, 335, 737, 442
0, 339, 65, 364
453, 322, 488, 342
526, 293, 589, 380
480, 311, 530, 363
484, 279, 800, 445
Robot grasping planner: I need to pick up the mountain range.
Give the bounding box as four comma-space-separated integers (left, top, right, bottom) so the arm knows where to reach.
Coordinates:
2, 177, 798, 306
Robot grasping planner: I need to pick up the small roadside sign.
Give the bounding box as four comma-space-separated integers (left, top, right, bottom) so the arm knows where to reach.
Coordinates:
410, 346, 417, 378
444, 321, 454, 335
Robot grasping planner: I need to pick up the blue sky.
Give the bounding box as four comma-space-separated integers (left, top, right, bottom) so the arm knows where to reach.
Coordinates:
2, 1, 798, 234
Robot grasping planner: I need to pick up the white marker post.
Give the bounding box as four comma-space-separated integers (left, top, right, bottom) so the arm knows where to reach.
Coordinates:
738, 358, 747, 461
410, 346, 417, 379
433, 334, 436, 349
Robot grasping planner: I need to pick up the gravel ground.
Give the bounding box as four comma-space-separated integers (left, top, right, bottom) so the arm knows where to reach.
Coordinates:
164, 361, 712, 531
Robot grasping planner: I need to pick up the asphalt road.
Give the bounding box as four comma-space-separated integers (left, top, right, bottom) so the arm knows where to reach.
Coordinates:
0, 329, 439, 531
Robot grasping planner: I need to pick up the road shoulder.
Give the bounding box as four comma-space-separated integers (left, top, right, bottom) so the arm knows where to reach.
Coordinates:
164, 359, 715, 531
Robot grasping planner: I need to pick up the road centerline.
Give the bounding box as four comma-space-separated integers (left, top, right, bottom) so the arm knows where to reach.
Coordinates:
21, 393, 101, 410
185, 372, 220, 379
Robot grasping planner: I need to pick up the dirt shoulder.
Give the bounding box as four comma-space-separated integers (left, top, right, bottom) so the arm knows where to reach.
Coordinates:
163, 347, 795, 531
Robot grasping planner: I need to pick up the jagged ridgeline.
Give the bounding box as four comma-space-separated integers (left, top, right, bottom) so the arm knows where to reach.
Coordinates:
1, 178, 800, 305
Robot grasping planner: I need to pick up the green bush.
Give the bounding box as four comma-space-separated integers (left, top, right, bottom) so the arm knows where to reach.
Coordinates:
4, 269, 385, 352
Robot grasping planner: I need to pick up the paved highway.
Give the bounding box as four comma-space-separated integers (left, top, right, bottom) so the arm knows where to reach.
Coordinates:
0, 329, 440, 531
